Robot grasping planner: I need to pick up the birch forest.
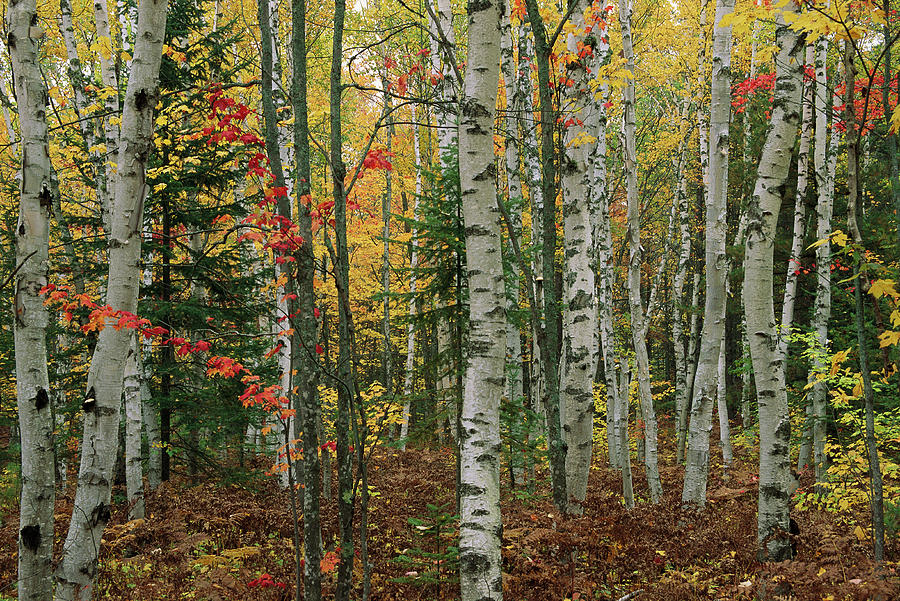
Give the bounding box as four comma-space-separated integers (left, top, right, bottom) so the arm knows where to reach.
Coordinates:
2, 0, 900, 598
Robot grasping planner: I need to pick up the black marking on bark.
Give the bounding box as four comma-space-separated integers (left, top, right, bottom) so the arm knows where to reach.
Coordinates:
18, 223, 25, 236
460, 549, 491, 575
467, 0, 491, 14
82, 386, 97, 412
20, 525, 41, 552
7, 32, 16, 51
458, 483, 485, 497
39, 184, 52, 213
35, 387, 49, 410
135, 89, 149, 111
90, 502, 111, 527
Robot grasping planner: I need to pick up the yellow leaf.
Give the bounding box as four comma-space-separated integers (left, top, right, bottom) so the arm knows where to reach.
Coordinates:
891, 105, 900, 135
878, 330, 900, 348
831, 230, 849, 247
868, 279, 898, 299
97, 36, 112, 61
853, 525, 866, 541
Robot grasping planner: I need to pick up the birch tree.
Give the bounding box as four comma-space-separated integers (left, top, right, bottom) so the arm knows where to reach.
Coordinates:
682, 0, 734, 506
620, 0, 662, 504
54, 0, 169, 595
560, 0, 598, 514
457, 0, 504, 595
8, 1, 55, 597
807, 32, 838, 488
744, 1, 804, 562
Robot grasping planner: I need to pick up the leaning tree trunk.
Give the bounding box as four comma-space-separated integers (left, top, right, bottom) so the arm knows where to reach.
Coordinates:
8, 1, 55, 597
560, 0, 597, 515
54, 0, 169, 596
457, 0, 504, 597
682, 0, 734, 506
744, 3, 804, 562
620, 0, 662, 504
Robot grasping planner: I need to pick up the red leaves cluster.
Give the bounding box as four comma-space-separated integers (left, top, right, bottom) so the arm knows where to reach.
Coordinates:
246, 573, 286, 590
361, 148, 394, 172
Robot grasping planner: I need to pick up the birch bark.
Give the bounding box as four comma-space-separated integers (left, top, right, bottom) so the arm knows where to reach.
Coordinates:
123, 333, 144, 519
778, 44, 815, 362
560, 0, 597, 514
55, 0, 168, 596
744, 2, 804, 562
620, 0, 661, 504
808, 34, 838, 488
8, 1, 55, 597
682, 0, 734, 506
458, 0, 503, 595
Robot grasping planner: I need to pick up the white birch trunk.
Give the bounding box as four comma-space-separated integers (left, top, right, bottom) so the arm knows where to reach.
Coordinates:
617, 360, 634, 509
55, 0, 169, 595
809, 34, 838, 488
8, 2, 55, 597
682, 0, 734, 506
560, 0, 597, 514
458, 0, 503, 595
744, 2, 804, 562
716, 318, 733, 470
673, 144, 691, 465
620, 0, 661, 504
400, 105, 421, 449
91, 0, 121, 234
516, 27, 544, 420
123, 333, 144, 519
778, 44, 815, 361
140, 257, 162, 491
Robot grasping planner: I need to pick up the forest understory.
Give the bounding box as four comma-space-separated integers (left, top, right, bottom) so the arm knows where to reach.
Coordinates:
2, 421, 896, 601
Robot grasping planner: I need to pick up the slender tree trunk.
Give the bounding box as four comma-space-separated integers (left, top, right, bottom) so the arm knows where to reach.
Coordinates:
90, 0, 121, 234
779, 45, 815, 361
289, 0, 323, 590
679, 271, 701, 461
744, 3, 804, 562
843, 36, 885, 563
123, 333, 145, 519
617, 359, 634, 509
682, 0, 734, 506
884, 2, 900, 247
673, 138, 691, 465
8, 2, 55, 596
401, 110, 421, 449
524, 0, 566, 512
620, 0, 661, 504
458, 0, 504, 595
807, 34, 838, 487
518, 26, 545, 427
560, 0, 598, 514
55, 0, 168, 596
381, 79, 393, 395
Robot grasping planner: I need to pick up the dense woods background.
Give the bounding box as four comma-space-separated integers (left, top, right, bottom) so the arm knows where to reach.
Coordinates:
1, 0, 899, 599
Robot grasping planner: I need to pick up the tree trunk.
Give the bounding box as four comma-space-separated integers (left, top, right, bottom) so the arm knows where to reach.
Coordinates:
620, 0, 661, 504
458, 0, 504, 596
8, 1, 55, 596
744, 3, 803, 562
560, 0, 597, 514
381, 80, 393, 395
673, 142, 691, 465
401, 108, 421, 449
778, 45, 814, 361
682, 0, 734, 506
288, 0, 324, 590
55, 0, 168, 596
806, 34, 838, 487
524, 0, 566, 512
123, 333, 144, 519
617, 359, 634, 509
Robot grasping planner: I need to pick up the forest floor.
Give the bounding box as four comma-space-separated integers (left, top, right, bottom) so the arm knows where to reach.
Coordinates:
1, 427, 898, 600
